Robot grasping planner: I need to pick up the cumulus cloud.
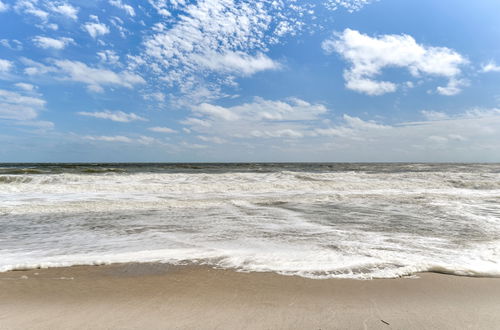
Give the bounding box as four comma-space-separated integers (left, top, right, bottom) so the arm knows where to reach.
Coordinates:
184, 103, 500, 161
308, 108, 500, 161
1, 39, 23, 50
0, 1, 9, 12
83, 135, 132, 143
83, 135, 159, 145
323, 29, 468, 96
140, 0, 329, 100
0, 59, 13, 72
32, 36, 74, 49
183, 97, 328, 140
15, 82, 36, 91
23, 58, 145, 92
314, 114, 388, 138
191, 51, 280, 77
324, 0, 373, 12
83, 18, 110, 38
109, 0, 135, 16
78, 110, 147, 122
0, 88, 46, 121
14, 0, 49, 21
197, 135, 227, 144
148, 126, 177, 133
21, 57, 56, 76
143, 92, 166, 102
177, 96, 500, 161
52, 60, 145, 92
116, 1, 377, 103
436, 78, 469, 96
193, 103, 240, 121
481, 61, 500, 73
47, 2, 78, 20
421, 110, 448, 121
97, 50, 120, 65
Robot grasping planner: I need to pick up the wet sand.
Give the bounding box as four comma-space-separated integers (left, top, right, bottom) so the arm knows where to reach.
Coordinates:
1, 263, 500, 329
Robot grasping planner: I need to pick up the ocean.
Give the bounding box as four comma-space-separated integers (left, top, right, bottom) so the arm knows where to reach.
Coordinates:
1, 163, 499, 279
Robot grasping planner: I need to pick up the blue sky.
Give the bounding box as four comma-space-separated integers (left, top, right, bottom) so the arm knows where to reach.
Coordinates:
1, 0, 500, 162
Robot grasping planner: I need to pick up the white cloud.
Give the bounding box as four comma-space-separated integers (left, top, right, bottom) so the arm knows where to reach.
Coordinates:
197, 135, 227, 144
46, 23, 58, 31
175, 98, 500, 161
193, 103, 240, 121
109, 0, 135, 16
222, 97, 328, 121
14, 0, 78, 22
15, 82, 36, 91
314, 114, 387, 138
182, 105, 500, 162
1, 39, 23, 50
109, 16, 128, 38
78, 110, 147, 122
47, 2, 78, 20
133, 1, 377, 103
143, 92, 165, 102
481, 61, 500, 73
0, 88, 46, 121
97, 50, 120, 65
32, 36, 74, 50
15, 120, 54, 130
324, 0, 373, 12
307, 108, 500, 161
181, 117, 212, 128
0, 1, 9, 12
436, 78, 468, 96
342, 74, 396, 95
250, 128, 304, 138
147, 0, 170, 16
0, 59, 13, 72
51, 59, 145, 92
14, 0, 49, 21
421, 110, 448, 121
84, 135, 133, 143
323, 29, 468, 96
84, 20, 110, 38
140, 0, 321, 100
21, 57, 56, 76
343, 114, 389, 130
463, 108, 500, 119
184, 97, 328, 139
148, 126, 177, 133
83, 135, 159, 145
190, 51, 280, 77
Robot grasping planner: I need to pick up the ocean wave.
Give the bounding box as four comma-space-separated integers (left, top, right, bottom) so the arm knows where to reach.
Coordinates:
1, 163, 500, 279
2, 251, 500, 279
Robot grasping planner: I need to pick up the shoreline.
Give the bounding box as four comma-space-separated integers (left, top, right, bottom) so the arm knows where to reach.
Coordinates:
2, 263, 500, 329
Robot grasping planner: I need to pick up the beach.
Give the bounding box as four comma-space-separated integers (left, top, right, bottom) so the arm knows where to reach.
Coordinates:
1, 263, 500, 329
2, 163, 500, 328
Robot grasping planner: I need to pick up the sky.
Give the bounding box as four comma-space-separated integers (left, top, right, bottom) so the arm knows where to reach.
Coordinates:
1, 0, 500, 162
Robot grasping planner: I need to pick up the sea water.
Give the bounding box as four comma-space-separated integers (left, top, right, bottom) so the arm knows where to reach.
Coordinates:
1, 163, 499, 279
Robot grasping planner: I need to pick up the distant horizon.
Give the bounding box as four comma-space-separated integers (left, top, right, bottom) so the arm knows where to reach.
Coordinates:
2, 161, 499, 165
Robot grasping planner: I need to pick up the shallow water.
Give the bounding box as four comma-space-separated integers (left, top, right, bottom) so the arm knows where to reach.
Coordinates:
1, 163, 499, 279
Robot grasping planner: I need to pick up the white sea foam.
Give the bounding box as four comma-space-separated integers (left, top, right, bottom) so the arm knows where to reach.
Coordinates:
1, 164, 500, 278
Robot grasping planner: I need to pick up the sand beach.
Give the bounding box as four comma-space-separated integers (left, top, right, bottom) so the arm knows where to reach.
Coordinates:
1, 263, 500, 329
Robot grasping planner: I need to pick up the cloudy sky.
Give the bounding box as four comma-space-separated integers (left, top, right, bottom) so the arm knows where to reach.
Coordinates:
1, 0, 500, 162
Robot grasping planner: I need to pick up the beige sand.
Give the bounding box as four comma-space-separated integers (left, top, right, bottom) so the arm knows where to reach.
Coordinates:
1, 263, 500, 329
